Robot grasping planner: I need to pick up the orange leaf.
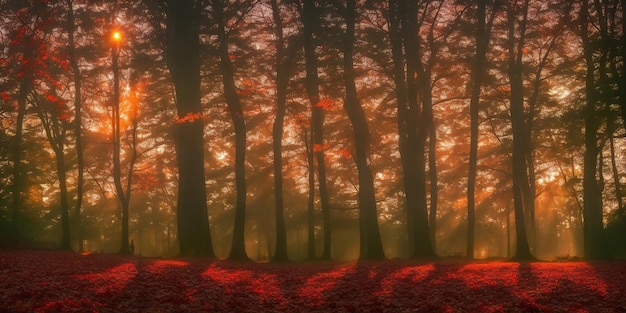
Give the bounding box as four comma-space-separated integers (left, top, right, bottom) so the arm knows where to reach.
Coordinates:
314, 98, 334, 110
176, 112, 202, 124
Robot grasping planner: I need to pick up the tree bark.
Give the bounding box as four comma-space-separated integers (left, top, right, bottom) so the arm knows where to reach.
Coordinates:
161, 0, 213, 257
55, 144, 71, 251
305, 128, 316, 259
111, 43, 130, 255
302, 0, 331, 260
342, 0, 385, 261
270, 0, 294, 262
66, 0, 84, 253
506, 0, 534, 261
10, 77, 29, 244
213, 0, 249, 260
389, 0, 436, 259
581, 0, 611, 260
33, 93, 71, 250
467, 0, 494, 259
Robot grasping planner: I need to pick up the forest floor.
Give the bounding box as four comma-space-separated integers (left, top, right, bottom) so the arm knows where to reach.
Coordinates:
1, 250, 625, 312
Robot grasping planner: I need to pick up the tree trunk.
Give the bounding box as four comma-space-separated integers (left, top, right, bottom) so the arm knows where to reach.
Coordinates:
270, 0, 292, 263
302, 0, 331, 260
389, 0, 436, 259
507, 0, 534, 261
611, 0, 626, 131
214, 0, 249, 260
428, 114, 437, 251
467, 0, 494, 259
162, 1, 213, 257
10, 79, 29, 244
111, 43, 130, 255
66, 0, 84, 253
609, 129, 622, 210
55, 146, 72, 250
581, 0, 611, 260
305, 127, 316, 259
343, 0, 385, 261
33, 92, 72, 250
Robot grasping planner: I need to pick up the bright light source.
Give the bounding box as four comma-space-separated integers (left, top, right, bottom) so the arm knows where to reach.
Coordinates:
112, 31, 121, 41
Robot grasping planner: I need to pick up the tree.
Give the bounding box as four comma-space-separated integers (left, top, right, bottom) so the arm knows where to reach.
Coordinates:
3, 0, 55, 246
466, 0, 497, 259
340, 0, 385, 260
580, 0, 611, 260
389, 0, 436, 259
211, 0, 253, 261
504, 0, 534, 261
32, 89, 72, 251
65, 0, 85, 253
111, 30, 129, 254
270, 0, 298, 262
145, 0, 213, 257
301, 0, 333, 260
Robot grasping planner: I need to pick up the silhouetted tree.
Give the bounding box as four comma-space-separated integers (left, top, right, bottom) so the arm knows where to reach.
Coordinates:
145, 0, 213, 257
581, 0, 611, 260
389, 0, 436, 259
270, 0, 299, 263
301, 0, 333, 260
466, 0, 496, 259
339, 0, 385, 260
65, 0, 85, 253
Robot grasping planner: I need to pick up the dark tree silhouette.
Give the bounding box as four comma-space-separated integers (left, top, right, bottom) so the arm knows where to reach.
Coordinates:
146, 0, 213, 257
340, 0, 385, 260
301, 0, 332, 260
467, 0, 497, 259
65, 0, 85, 253
389, 0, 436, 259
504, 0, 534, 261
270, 0, 298, 263
580, 0, 611, 260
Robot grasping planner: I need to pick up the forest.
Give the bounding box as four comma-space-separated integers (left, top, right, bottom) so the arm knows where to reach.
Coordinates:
0, 0, 625, 262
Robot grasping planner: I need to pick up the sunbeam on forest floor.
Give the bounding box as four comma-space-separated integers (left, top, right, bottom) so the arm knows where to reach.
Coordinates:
1, 250, 625, 312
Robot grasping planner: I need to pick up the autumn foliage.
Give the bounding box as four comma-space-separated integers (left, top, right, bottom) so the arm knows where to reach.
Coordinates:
1, 251, 625, 312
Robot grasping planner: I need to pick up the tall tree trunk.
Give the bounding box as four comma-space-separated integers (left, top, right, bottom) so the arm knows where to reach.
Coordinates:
214, 0, 248, 260
389, 0, 435, 259
405, 0, 433, 260
423, 3, 441, 254
33, 93, 72, 250
506, 0, 533, 261
270, 0, 295, 262
465, 1, 489, 259
389, 0, 414, 257
609, 129, 622, 210
467, 1, 494, 259
55, 146, 72, 250
608, 0, 626, 131
343, 0, 385, 260
428, 110, 437, 251
66, 0, 84, 253
10, 78, 29, 244
302, 0, 331, 260
111, 40, 130, 255
161, 0, 213, 257
581, 0, 611, 260
305, 128, 316, 259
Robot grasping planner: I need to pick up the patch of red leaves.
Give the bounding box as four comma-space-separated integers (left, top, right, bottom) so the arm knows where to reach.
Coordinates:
1, 251, 625, 312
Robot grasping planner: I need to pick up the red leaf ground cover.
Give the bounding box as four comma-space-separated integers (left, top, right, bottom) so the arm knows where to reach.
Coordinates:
1, 251, 625, 312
